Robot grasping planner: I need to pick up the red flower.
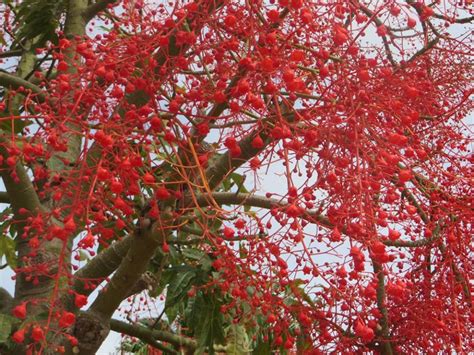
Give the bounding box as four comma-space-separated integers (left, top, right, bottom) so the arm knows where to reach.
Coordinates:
78, 231, 95, 249
12, 329, 25, 343
59, 312, 76, 328
31, 326, 44, 342
251, 135, 264, 149
12, 303, 27, 319
155, 186, 171, 200
355, 321, 375, 342
75, 294, 88, 308
223, 226, 235, 239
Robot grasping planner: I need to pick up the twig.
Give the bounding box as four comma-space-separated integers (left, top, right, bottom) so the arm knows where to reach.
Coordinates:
82, 0, 118, 22
110, 318, 197, 351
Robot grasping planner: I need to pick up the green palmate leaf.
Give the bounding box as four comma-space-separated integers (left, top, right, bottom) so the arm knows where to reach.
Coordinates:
0, 314, 16, 343
185, 291, 225, 354
165, 269, 196, 310
0, 114, 32, 134
149, 266, 172, 298
286, 279, 316, 307
192, 209, 222, 235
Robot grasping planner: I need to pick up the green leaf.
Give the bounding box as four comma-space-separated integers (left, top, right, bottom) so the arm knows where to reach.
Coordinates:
239, 244, 248, 259
14, 0, 66, 47
149, 268, 172, 298
0, 314, 15, 343
0, 111, 33, 133
164, 303, 180, 324
182, 248, 213, 271
230, 173, 248, 193
286, 279, 315, 307
0, 234, 16, 269
221, 325, 252, 354
252, 334, 272, 355
135, 345, 149, 355
165, 269, 196, 309
221, 173, 248, 194
186, 291, 225, 353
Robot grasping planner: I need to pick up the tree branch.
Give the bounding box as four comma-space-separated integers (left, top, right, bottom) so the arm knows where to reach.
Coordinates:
188, 192, 333, 227
355, 1, 397, 67
383, 224, 442, 248
204, 133, 270, 191
0, 191, 10, 204
432, 13, 474, 24
0, 49, 23, 59
82, 0, 118, 23
0, 287, 13, 314
372, 261, 393, 355
73, 235, 133, 297
189, 192, 447, 249
0, 72, 46, 103
89, 215, 172, 320
0, 137, 42, 215
110, 318, 196, 352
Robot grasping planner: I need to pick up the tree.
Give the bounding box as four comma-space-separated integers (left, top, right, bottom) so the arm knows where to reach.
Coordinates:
0, 0, 472, 353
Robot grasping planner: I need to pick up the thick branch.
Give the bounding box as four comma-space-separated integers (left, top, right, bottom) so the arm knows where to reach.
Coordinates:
89, 219, 170, 320
188, 192, 333, 228
110, 318, 196, 352
204, 133, 270, 191
0, 191, 10, 204
384, 221, 441, 248
190, 192, 444, 249
0, 140, 42, 215
372, 262, 393, 355
73, 235, 133, 297
404, 38, 440, 66
432, 13, 474, 24
83, 0, 118, 23
0, 287, 13, 314
0, 49, 23, 59
0, 72, 46, 102
355, 1, 397, 67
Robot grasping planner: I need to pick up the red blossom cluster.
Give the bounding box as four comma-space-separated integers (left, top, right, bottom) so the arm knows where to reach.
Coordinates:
0, 0, 472, 353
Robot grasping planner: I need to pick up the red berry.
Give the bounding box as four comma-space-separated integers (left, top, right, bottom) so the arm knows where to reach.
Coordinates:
75, 294, 88, 308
